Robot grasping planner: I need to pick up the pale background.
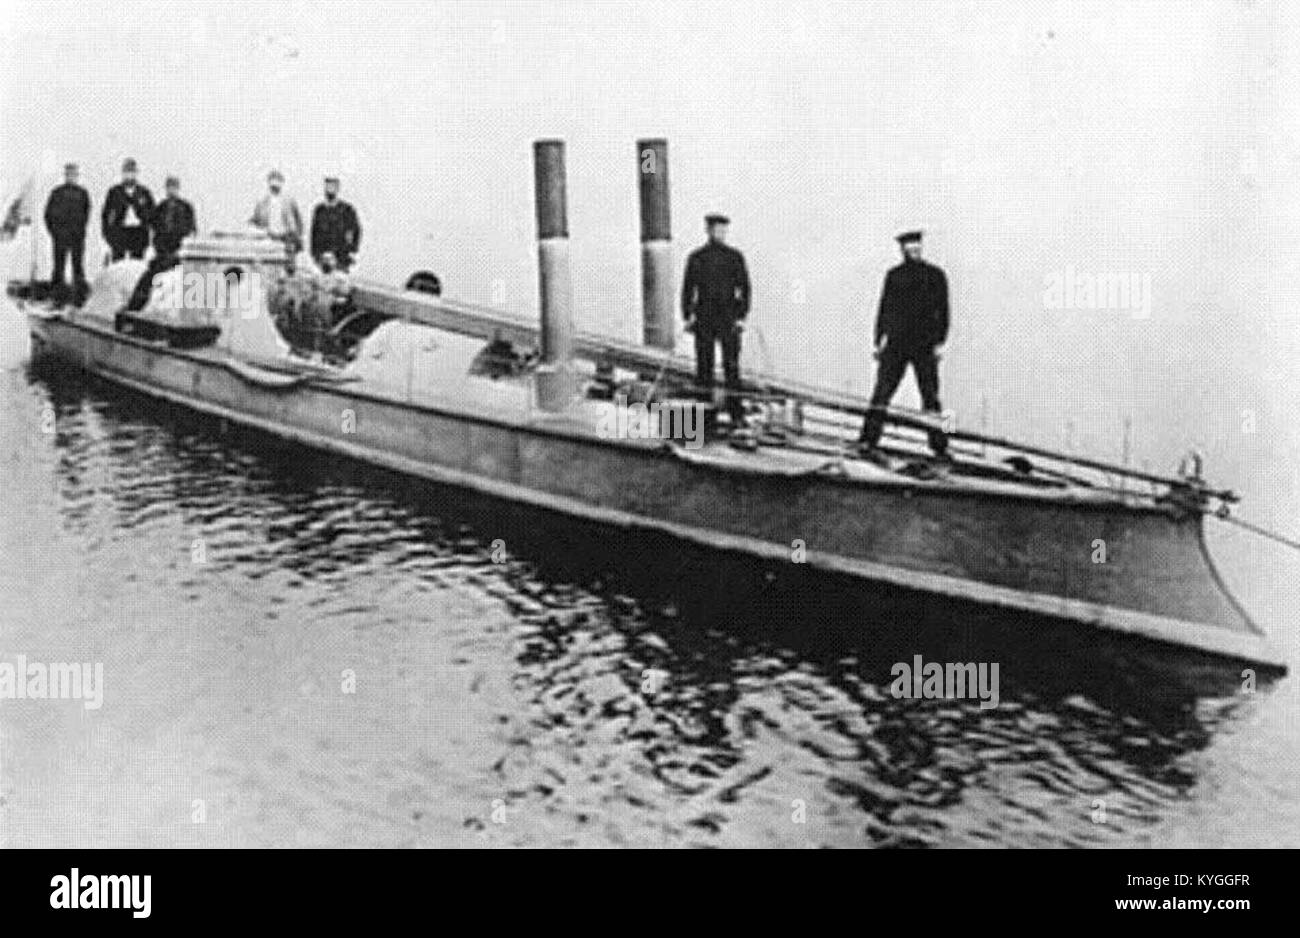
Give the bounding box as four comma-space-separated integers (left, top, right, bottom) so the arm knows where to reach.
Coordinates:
1, 0, 1297, 620
1, 0, 1298, 848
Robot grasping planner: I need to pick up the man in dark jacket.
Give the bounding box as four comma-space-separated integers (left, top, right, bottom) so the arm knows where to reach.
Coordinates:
681, 213, 751, 428
309, 176, 361, 271
858, 230, 950, 459
150, 175, 196, 260
101, 158, 155, 261
127, 175, 197, 312
43, 162, 91, 306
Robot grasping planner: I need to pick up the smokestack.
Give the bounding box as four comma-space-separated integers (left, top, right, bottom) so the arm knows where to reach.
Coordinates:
637, 138, 674, 350
532, 139, 575, 410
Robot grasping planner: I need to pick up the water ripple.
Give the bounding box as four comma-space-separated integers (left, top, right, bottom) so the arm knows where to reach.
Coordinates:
0, 363, 1292, 848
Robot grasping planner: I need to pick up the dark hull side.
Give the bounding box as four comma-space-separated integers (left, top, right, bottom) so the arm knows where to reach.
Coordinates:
28, 314, 1285, 672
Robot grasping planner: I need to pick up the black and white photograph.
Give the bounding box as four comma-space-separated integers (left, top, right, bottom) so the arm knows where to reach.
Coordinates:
0, 0, 1296, 901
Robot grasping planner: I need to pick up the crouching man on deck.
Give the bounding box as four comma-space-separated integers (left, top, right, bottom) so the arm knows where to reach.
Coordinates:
857, 230, 951, 462
681, 213, 751, 435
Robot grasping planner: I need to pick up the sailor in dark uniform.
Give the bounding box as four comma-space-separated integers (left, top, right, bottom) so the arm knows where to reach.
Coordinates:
309, 176, 362, 272
126, 176, 196, 312
681, 213, 751, 430
43, 162, 91, 307
150, 175, 196, 261
858, 230, 951, 459
101, 158, 155, 261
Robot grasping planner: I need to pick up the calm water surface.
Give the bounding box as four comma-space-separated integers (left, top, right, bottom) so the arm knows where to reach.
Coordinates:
0, 304, 1296, 849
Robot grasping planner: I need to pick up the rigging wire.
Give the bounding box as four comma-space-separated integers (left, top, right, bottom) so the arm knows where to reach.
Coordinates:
1212, 510, 1300, 553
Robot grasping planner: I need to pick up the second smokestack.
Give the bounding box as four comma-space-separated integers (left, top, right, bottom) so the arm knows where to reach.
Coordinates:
637, 138, 674, 351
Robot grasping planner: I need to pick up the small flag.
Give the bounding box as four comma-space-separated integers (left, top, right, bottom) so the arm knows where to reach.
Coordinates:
0, 177, 35, 241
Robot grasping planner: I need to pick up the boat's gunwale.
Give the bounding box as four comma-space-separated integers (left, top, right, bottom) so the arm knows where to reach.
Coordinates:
36, 308, 1196, 517
26, 310, 1287, 673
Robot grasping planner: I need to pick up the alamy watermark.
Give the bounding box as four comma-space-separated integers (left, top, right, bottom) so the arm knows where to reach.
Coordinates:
1042, 266, 1151, 319
595, 393, 705, 449
50, 869, 150, 918
889, 654, 1000, 709
0, 654, 104, 710
148, 269, 263, 317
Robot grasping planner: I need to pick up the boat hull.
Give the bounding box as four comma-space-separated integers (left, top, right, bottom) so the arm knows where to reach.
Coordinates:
27, 312, 1286, 673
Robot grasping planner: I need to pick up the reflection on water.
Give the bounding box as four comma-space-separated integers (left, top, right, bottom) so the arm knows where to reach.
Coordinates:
0, 359, 1290, 848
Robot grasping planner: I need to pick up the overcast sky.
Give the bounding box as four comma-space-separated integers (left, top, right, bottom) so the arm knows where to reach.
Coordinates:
2, 0, 1297, 559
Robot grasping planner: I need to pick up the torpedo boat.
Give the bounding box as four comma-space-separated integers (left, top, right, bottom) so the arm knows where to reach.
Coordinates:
6, 139, 1285, 675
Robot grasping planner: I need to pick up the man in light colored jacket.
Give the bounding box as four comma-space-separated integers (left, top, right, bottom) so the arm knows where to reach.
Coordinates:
249, 169, 303, 254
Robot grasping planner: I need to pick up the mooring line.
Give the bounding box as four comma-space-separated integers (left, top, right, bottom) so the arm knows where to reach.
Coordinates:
1213, 511, 1300, 553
